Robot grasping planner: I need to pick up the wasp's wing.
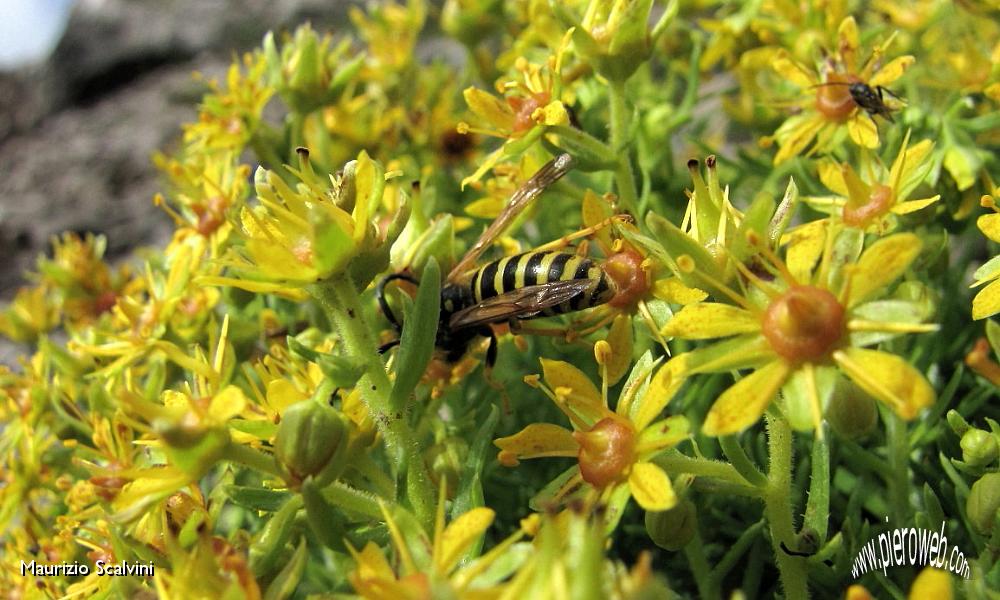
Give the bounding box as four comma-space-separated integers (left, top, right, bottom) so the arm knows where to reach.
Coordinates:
448, 279, 595, 331
447, 154, 574, 283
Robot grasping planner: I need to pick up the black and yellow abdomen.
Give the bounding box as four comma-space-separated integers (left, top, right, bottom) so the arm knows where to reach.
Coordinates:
470, 251, 614, 316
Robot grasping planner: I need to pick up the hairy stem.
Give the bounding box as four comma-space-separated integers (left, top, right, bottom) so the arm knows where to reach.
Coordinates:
310, 275, 435, 526
607, 78, 639, 214
222, 441, 283, 479
764, 412, 809, 599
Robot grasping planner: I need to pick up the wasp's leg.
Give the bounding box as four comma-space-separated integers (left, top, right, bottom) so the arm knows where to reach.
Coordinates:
378, 339, 401, 354
376, 273, 419, 332
479, 325, 499, 369
876, 85, 903, 101
529, 215, 635, 253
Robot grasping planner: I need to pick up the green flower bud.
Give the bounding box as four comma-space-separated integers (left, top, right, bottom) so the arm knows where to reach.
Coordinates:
263, 25, 363, 115
826, 380, 878, 440
961, 429, 999, 467
275, 400, 348, 482
552, 0, 677, 83
947, 409, 970, 437
967, 472, 1000, 534
645, 498, 697, 551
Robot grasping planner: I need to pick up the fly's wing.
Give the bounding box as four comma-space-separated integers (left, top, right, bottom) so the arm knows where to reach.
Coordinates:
448, 279, 595, 331
447, 154, 574, 283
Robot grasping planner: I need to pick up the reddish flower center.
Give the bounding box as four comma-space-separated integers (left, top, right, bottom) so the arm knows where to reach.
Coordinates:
574, 417, 636, 488
603, 249, 649, 309
815, 75, 856, 122
508, 91, 550, 134
843, 184, 894, 227
762, 285, 845, 362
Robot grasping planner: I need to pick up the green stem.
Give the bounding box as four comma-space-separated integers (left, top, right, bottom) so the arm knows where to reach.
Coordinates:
222, 441, 283, 479
320, 481, 386, 520
803, 432, 831, 541
607, 78, 639, 214
655, 451, 763, 497
719, 434, 769, 489
712, 519, 765, 583
683, 529, 717, 600
764, 412, 809, 599
885, 411, 911, 522
310, 275, 435, 527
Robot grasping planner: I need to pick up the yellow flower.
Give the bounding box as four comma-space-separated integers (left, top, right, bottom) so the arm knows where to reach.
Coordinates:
69, 234, 219, 375
0, 284, 58, 342
458, 36, 572, 187
662, 225, 936, 435
348, 496, 525, 599
184, 52, 273, 154
203, 149, 407, 296
350, 0, 426, 73
155, 532, 262, 600
845, 565, 954, 600
108, 317, 255, 522
972, 185, 1000, 319
495, 337, 689, 522
765, 17, 913, 164
806, 131, 940, 231
498, 508, 672, 599
153, 151, 250, 242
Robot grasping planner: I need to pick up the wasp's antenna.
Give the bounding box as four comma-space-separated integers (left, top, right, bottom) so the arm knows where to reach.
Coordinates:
376, 273, 420, 332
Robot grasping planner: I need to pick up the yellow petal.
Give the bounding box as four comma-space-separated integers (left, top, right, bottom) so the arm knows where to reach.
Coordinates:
890, 197, 940, 215
660, 303, 760, 339
896, 138, 935, 195
464, 196, 504, 219
847, 233, 922, 307
210, 385, 248, 422
541, 358, 605, 414
637, 415, 690, 455
353, 151, 375, 243
907, 566, 953, 600
494, 423, 579, 458
463, 87, 513, 130
833, 348, 934, 419
194, 276, 310, 300
536, 100, 570, 126
838, 17, 860, 55
628, 462, 677, 511
702, 360, 791, 436
632, 358, 686, 430
869, 56, 915, 88
605, 315, 633, 387
773, 50, 815, 88
351, 542, 396, 581
973, 278, 1000, 320
784, 219, 827, 283
460, 146, 504, 190
773, 114, 826, 165
978, 213, 1000, 243
582, 190, 614, 253
818, 160, 848, 196
846, 584, 874, 600
438, 508, 495, 574
266, 379, 307, 413
848, 114, 879, 149
651, 278, 708, 305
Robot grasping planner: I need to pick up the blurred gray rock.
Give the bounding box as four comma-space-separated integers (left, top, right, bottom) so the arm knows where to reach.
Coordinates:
0, 0, 357, 299
0, 0, 358, 364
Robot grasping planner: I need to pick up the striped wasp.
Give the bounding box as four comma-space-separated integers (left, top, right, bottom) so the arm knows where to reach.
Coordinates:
378, 153, 646, 368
